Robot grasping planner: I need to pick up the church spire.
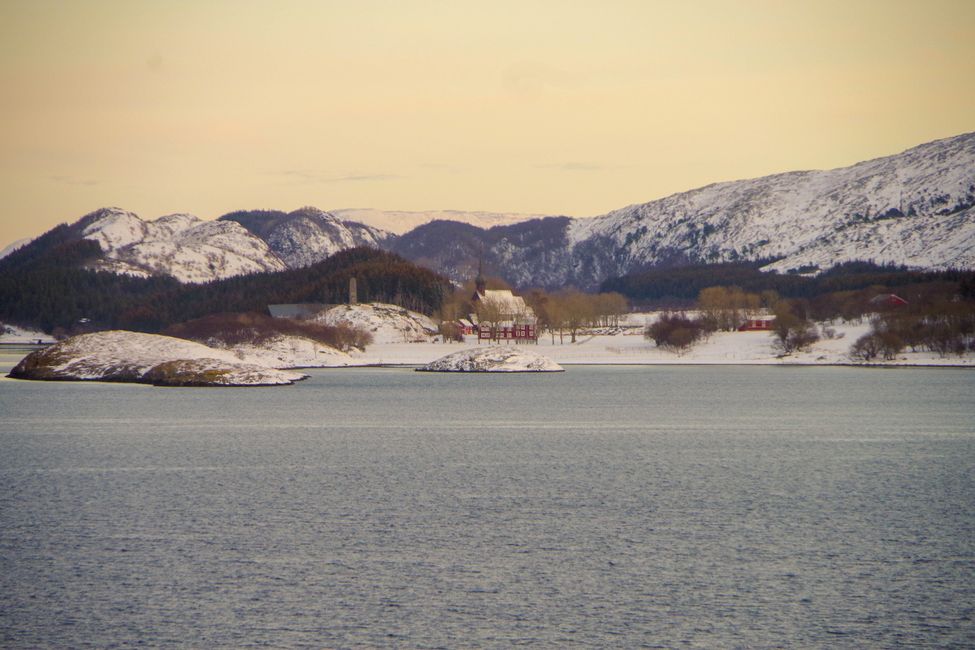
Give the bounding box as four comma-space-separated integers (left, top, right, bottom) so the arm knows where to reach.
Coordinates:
475, 256, 486, 295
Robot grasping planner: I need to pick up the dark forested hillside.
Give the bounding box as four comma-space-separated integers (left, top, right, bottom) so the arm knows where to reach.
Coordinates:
0, 247, 450, 334
600, 261, 975, 305
389, 216, 575, 287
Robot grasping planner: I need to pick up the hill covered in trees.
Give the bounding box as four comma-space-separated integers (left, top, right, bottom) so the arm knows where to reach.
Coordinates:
0, 246, 450, 335
600, 261, 975, 306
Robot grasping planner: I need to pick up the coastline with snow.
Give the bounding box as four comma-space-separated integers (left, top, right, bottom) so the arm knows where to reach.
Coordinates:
4, 311, 973, 379
350, 316, 975, 368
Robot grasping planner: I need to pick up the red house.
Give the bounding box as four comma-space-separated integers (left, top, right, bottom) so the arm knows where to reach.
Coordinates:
738, 318, 775, 331
869, 293, 909, 308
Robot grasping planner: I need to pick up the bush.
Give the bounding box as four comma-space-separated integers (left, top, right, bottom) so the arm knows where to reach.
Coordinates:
850, 333, 881, 361
772, 308, 820, 354
439, 321, 464, 342
850, 331, 904, 361
162, 312, 373, 352
645, 313, 708, 352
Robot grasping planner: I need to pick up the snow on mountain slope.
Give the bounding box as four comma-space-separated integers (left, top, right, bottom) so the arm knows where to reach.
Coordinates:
0, 238, 34, 261
80, 208, 287, 282
378, 133, 973, 289
569, 132, 975, 277
16, 132, 973, 288
259, 207, 390, 268
332, 208, 552, 234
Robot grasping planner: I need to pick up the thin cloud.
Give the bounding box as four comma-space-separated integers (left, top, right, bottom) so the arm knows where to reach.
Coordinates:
535, 162, 609, 172
49, 175, 99, 186
277, 170, 404, 184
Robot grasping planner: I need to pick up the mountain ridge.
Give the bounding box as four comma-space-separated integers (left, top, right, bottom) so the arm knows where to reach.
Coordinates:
4, 131, 973, 288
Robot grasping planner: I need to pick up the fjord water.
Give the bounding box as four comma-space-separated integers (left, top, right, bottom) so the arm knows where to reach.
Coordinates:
1, 365, 973, 648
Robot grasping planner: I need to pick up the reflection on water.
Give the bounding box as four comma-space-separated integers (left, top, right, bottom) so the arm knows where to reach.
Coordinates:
1, 366, 974, 647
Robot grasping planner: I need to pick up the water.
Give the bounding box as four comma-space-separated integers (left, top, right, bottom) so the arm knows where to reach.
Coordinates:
1, 363, 973, 648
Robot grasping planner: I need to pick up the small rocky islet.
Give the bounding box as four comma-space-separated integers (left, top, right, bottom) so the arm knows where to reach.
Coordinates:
417, 346, 564, 373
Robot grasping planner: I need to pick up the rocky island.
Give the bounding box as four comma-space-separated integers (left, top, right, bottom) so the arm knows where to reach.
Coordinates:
417, 346, 564, 372
8, 330, 308, 386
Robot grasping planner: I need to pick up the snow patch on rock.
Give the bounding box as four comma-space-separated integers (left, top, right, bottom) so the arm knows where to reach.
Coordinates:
8, 331, 307, 386
418, 346, 564, 372
215, 334, 355, 368
315, 303, 438, 344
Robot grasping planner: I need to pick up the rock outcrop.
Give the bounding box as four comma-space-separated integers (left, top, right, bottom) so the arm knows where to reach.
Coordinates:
417, 346, 564, 372
8, 331, 307, 386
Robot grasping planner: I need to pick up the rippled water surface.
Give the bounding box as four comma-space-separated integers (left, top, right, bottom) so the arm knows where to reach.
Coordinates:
1, 363, 974, 648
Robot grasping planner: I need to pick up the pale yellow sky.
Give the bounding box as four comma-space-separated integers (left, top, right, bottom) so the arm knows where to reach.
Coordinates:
1, 0, 974, 245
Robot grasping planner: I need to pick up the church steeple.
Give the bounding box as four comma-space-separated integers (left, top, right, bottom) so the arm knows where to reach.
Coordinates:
475, 257, 486, 295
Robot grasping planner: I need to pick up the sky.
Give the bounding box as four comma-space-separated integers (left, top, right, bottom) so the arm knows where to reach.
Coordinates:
1, 0, 974, 246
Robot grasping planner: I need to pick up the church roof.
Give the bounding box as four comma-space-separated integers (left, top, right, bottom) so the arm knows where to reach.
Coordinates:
474, 289, 535, 321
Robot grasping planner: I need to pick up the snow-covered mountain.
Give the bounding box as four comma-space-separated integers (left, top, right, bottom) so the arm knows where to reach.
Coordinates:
78, 208, 287, 283
12, 206, 393, 284
570, 131, 975, 278
331, 208, 552, 235
9, 132, 973, 288
392, 132, 975, 288
219, 207, 391, 268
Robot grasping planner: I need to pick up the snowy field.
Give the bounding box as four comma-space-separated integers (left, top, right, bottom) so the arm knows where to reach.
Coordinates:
352, 316, 975, 368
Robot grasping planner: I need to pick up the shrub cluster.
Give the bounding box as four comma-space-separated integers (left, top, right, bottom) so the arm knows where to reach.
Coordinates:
771, 305, 820, 354
850, 300, 975, 360
163, 312, 373, 352
645, 313, 709, 351
850, 331, 905, 361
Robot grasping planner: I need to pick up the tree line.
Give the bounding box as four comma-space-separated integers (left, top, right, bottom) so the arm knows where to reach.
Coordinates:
601, 260, 974, 305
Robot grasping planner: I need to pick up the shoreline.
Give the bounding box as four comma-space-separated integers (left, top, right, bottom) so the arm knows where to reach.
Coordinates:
4, 319, 974, 372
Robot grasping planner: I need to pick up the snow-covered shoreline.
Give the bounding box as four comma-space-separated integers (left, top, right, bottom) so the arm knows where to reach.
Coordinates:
4, 316, 973, 376
351, 318, 975, 368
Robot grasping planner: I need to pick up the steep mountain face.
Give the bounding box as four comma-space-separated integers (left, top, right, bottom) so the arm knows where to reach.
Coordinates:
77, 208, 287, 283
391, 132, 975, 289
219, 207, 391, 268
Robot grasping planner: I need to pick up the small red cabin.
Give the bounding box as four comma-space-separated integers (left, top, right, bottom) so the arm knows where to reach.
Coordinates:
869, 293, 909, 308
738, 318, 775, 332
